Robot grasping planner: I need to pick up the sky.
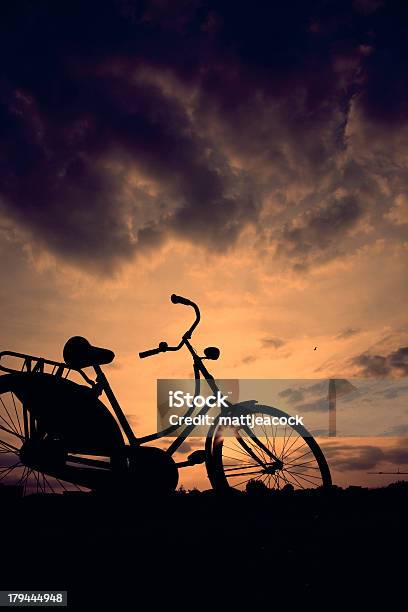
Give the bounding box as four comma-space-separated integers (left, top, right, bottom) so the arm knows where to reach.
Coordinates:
1, 0, 408, 489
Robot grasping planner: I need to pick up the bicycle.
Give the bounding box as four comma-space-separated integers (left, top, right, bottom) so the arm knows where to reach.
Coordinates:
0, 294, 331, 495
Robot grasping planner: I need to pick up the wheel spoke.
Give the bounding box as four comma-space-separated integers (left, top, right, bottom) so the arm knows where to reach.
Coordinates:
223, 443, 258, 461
281, 425, 295, 456
280, 432, 301, 459
10, 393, 23, 437
236, 435, 267, 467
23, 469, 32, 496
16, 465, 29, 488
233, 474, 262, 489
280, 424, 288, 457
284, 470, 322, 486
224, 462, 262, 472
0, 423, 24, 442
0, 396, 20, 436
245, 435, 268, 464
287, 469, 322, 480
282, 440, 308, 461
284, 448, 314, 464
0, 439, 19, 453
285, 471, 305, 489
42, 473, 56, 493
55, 478, 68, 491
226, 468, 266, 478
222, 445, 261, 463
286, 460, 320, 470
0, 461, 22, 482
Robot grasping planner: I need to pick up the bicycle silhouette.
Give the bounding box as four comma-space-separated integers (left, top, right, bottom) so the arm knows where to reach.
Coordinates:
0, 294, 331, 495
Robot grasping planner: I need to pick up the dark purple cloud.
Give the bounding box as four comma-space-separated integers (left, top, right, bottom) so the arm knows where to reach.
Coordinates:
0, 0, 407, 273
322, 438, 408, 471
277, 196, 362, 269
324, 443, 385, 471
352, 346, 408, 378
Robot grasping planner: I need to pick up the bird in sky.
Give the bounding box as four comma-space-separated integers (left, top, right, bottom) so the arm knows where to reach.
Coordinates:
313, 346, 317, 351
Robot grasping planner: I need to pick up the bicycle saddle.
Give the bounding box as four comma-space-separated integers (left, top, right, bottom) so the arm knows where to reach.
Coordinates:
63, 336, 115, 369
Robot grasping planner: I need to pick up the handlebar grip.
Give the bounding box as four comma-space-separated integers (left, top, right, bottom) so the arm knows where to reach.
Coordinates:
171, 294, 192, 306
139, 347, 161, 359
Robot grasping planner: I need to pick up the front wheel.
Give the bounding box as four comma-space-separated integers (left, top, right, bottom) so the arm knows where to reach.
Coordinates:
206, 404, 332, 491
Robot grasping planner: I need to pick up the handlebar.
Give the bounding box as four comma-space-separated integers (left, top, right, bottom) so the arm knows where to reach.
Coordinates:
171, 294, 192, 306
138, 295, 200, 359
139, 347, 162, 359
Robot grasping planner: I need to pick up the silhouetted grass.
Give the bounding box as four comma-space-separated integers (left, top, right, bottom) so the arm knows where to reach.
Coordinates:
1, 481, 406, 607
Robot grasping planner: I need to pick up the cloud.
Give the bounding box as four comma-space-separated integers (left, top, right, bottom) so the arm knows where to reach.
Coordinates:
351, 346, 408, 377
1, 1, 407, 273
277, 196, 363, 269
261, 336, 286, 350
388, 347, 408, 373
278, 380, 328, 405
279, 388, 305, 404
325, 444, 385, 471
0, 71, 258, 273
385, 438, 408, 463
241, 355, 257, 365
322, 438, 408, 472
335, 328, 360, 340
383, 425, 408, 436
277, 379, 358, 412
296, 397, 329, 413
386, 195, 408, 226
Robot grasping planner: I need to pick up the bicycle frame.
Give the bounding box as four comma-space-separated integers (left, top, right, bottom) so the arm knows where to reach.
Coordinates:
96, 333, 280, 466
92, 336, 222, 456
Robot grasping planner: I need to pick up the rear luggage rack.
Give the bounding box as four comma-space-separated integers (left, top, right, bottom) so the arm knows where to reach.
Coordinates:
0, 350, 94, 385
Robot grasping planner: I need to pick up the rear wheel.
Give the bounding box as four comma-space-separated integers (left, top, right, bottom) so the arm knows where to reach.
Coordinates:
0, 375, 88, 495
206, 404, 331, 491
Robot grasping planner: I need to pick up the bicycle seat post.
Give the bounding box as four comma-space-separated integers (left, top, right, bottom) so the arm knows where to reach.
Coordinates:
93, 365, 138, 446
